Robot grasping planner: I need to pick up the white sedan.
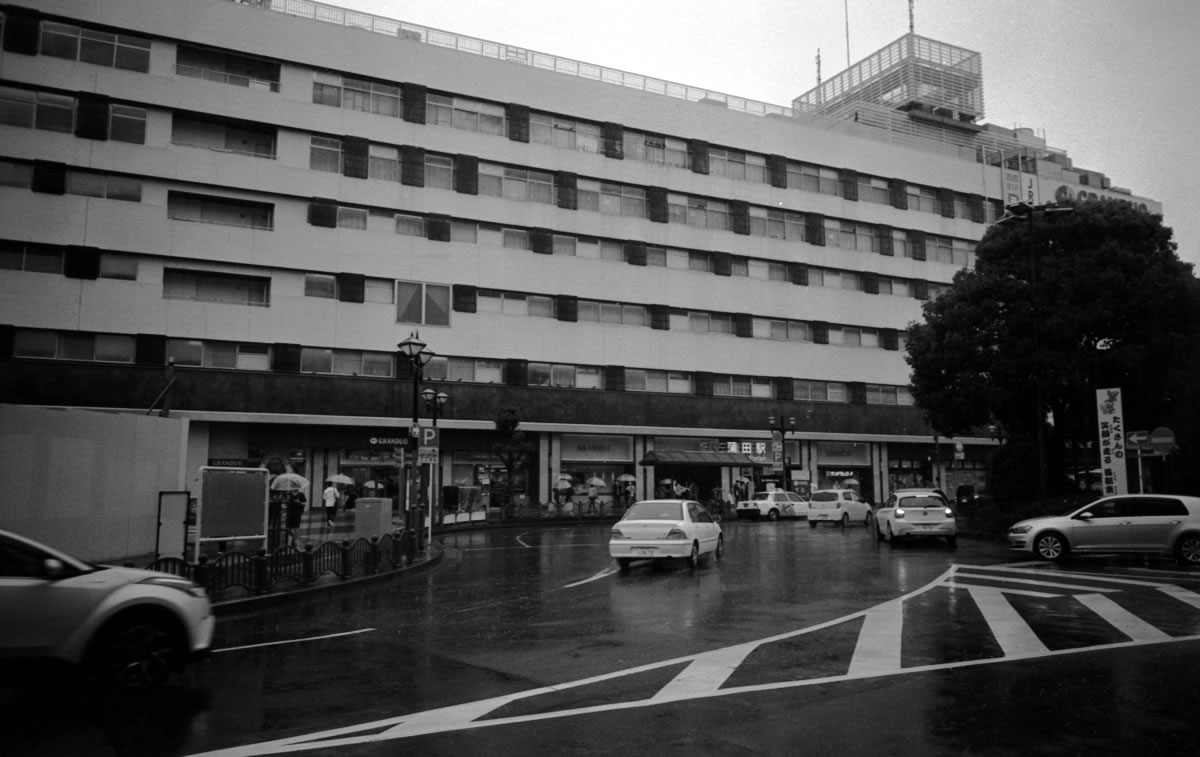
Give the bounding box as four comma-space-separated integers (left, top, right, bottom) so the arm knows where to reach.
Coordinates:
609, 499, 723, 571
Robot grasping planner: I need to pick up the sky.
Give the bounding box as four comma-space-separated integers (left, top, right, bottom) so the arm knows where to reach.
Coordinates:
329, 0, 1200, 267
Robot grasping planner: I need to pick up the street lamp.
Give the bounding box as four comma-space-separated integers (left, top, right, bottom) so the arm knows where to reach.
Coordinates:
422, 388, 449, 543
768, 415, 797, 491
398, 332, 434, 551
994, 201, 1075, 500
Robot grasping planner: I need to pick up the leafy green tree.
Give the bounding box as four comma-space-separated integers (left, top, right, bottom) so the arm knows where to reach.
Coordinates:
491, 407, 531, 516
906, 199, 1200, 496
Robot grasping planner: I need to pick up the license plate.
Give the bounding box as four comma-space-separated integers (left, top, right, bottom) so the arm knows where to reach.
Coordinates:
816, 514, 829, 520
633, 547, 656, 556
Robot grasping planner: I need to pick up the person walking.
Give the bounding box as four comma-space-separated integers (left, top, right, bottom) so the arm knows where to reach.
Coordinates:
285, 490, 307, 547
587, 481, 599, 515
322, 482, 340, 527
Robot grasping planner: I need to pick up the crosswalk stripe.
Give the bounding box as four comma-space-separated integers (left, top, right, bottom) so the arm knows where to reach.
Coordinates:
650, 642, 759, 701
847, 598, 903, 676
967, 587, 1049, 657
1074, 593, 1170, 642
947, 574, 1122, 594
1160, 584, 1200, 609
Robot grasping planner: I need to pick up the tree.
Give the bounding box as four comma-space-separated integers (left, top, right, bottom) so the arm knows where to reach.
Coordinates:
491, 407, 532, 516
906, 199, 1200, 496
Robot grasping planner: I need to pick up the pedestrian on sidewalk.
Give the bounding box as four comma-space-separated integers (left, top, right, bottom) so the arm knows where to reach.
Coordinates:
285, 490, 307, 547
323, 483, 340, 527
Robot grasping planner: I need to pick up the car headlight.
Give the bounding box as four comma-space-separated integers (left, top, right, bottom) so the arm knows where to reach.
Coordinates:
140, 575, 207, 599
1009, 524, 1032, 534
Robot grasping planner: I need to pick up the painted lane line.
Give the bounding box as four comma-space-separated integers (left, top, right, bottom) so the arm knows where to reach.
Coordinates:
1159, 584, 1200, 609
967, 587, 1049, 657
650, 642, 760, 702
213, 628, 375, 654
1074, 593, 1169, 642
846, 598, 904, 676
958, 565, 1169, 587
945, 584, 1058, 598
561, 566, 619, 589
946, 574, 1122, 594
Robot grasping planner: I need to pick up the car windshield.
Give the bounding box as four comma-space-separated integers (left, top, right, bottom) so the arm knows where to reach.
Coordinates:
624, 502, 683, 521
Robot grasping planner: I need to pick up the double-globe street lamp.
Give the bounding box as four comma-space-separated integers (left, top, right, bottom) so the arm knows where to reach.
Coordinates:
398, 332, 434, 551
993, 200, 1075, 501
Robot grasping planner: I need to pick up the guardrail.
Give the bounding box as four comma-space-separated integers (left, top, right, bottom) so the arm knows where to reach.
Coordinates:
144, 528, 415, 600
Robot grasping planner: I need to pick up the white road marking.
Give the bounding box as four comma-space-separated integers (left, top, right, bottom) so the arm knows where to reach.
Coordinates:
966, 587, 1049, 657
947, 574, 1122, 594
188, 565, 1200, 756
847, 598, 903, 676
560, 566, 619, 588
1075, 593, 1169, 642
213, 628, 375, 654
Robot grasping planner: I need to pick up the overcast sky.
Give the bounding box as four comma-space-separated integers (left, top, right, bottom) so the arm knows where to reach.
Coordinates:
330, 0, 1200, 266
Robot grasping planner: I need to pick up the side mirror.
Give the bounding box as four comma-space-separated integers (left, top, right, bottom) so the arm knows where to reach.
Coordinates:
1076, 512, 1093, 521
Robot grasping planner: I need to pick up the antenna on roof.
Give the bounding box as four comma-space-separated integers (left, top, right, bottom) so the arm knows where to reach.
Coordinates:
909, 0, 915, 34
844, 0, 851, 67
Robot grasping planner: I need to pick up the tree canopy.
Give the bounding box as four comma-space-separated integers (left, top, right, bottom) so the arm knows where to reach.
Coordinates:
906, 199, 1200, 492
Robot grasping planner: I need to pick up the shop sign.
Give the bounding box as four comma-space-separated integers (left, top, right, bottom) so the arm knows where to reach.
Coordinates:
370, 435, 410, 447
561, 434, 632, 462
208, 458, 250, 467
816, 442, 870, 465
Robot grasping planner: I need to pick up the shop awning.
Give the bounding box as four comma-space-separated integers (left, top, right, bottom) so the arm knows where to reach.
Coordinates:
639, 450, 762, 466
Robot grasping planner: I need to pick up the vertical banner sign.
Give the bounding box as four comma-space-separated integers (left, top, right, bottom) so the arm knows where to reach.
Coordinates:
1095, 388, 1128, 495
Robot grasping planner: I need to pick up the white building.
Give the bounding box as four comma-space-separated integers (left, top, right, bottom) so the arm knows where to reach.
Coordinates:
0, 0, 1160, 515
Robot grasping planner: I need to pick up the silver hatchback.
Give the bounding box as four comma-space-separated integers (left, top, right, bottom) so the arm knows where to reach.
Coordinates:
1008, 494, 1200, 563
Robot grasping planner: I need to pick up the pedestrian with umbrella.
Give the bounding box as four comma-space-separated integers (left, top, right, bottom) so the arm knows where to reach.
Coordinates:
270, 471, 310, 548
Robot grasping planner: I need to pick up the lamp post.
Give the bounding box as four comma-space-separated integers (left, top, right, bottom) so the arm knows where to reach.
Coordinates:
768, 415, 798, 491
422, 388, 449, 543
994, 201, 1075, 501
398, 332, 434, 551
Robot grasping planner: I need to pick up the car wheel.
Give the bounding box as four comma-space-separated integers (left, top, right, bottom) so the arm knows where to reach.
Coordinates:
688, 542, 700, 570
1175, 534, 1200, 565
1033, 532, 1068, 561
946, 534, 957, 548
864, 511, 873, 527
808, 519, 817, 529
88, 616, 180, 691
840, 513, 849, 528
714, 536, 724, 562
617, 558, 631, 571
886, 523, 895, 543
767, 509, 780, 521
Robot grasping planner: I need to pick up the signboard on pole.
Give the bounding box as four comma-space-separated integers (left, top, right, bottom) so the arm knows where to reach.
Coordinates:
1095, 388, 1128, 496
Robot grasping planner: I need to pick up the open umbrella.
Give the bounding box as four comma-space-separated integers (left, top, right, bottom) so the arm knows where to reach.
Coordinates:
553, 479, 574, 490
617, 474, 637, 482
270, 472, 309, 491
586, 477, 607, 487
326, 473, 353, 485
659, 478, 675, 485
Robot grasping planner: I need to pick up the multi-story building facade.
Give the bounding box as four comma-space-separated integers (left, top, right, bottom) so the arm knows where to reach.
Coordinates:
0, 0, 1161, 516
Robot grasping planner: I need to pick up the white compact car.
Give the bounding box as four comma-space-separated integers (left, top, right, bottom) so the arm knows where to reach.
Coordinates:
0, 529, 215, 690
874, 489, 957, 545
735, 490, 806, 520
808, 489, 872, 528
609, 499, 723, 571
1009, 494, 1200, 563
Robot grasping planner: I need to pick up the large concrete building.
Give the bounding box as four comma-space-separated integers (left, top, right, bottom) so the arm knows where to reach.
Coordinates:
0, 0, 1161, 517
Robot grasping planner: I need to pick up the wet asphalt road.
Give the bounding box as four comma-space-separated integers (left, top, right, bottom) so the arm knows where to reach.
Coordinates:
7, 519, 1200, 756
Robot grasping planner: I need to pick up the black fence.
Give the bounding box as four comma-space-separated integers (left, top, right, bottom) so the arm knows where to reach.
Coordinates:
144, 528, 416, 600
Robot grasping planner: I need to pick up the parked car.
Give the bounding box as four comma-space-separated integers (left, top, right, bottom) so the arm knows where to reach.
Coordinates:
736, 490, 807, 520
609, 499, 723, 571
0, 528, 215, 690
1008, 494, 1200, 564
807, 489, 872, 528
875, 489, 957, 545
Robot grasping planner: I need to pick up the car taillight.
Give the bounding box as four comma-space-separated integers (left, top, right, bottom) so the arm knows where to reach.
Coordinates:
665, 528, 687, 540
610, 528, 624, 539
895, 508, 906, 519
944, 508, 955, 518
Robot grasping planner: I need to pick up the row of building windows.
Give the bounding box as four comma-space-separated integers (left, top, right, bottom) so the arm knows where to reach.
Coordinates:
8, 12, 1001, 227
2, 239, 918, 351
9, 328, 915, 406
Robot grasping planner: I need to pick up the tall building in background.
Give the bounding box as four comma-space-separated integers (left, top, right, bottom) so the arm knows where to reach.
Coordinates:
0, 0, 1160, 513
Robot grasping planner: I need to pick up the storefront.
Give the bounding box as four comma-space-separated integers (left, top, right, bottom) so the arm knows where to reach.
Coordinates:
558, 434, 635, 513
641, 437, 762, 509
815, 441, 874, 501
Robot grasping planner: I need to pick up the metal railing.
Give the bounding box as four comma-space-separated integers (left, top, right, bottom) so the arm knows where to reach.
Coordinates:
145, 528, 415, 600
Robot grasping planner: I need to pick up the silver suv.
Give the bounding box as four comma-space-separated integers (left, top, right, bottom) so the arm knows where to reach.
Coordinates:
0, 529, 214, 690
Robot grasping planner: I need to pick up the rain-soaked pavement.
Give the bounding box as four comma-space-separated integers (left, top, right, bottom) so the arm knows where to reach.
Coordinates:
7, 519, 1200, 755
